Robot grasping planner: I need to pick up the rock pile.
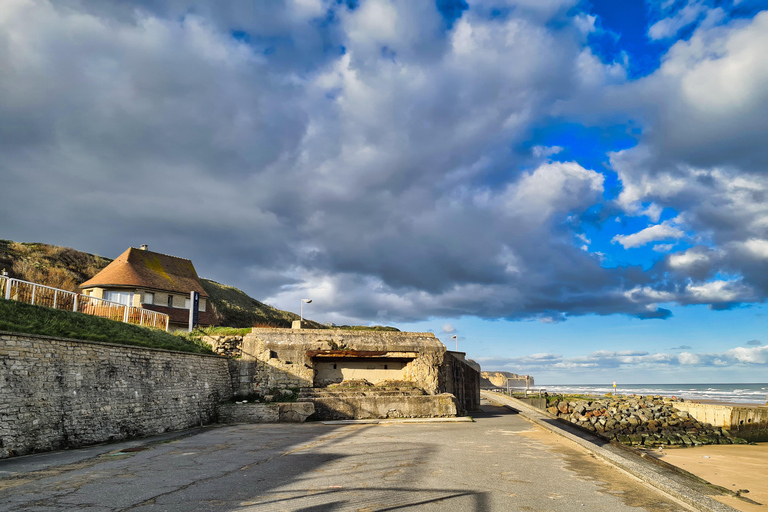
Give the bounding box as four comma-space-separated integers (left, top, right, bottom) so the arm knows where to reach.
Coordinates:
200, 335, 243, 357
546, 396, 748, 447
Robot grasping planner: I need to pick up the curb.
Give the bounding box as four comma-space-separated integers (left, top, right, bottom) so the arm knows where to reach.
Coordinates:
482, 391, 739, 512
321, 416, 474, 425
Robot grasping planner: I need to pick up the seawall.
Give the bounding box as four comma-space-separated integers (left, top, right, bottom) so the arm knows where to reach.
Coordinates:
671, 401, 768, 442
0, 331, 232, 458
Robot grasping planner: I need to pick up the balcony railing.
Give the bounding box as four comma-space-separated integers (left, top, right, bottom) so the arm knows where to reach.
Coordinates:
0, 276, 169, 331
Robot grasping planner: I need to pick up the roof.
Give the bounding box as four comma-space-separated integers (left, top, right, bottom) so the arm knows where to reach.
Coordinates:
80, 247, 209, 297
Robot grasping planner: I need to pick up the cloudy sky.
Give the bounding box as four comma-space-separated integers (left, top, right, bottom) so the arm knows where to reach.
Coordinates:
3, 0, 768, 384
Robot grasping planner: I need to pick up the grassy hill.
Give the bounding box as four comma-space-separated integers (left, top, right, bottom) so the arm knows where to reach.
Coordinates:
0, 240, 111, 292
199, 279, 325, 329
0, 240, 322, 328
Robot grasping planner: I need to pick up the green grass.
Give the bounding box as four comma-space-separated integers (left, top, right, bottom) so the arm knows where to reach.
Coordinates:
188, 326, 252, 337
0, 299, 213, 354
334, 325, 400, 331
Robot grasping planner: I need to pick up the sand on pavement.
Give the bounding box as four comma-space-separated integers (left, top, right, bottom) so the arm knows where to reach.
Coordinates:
648, 443, 768, 512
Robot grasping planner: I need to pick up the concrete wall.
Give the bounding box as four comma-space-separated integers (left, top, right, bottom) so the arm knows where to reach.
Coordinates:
0, 332, 232, 459
219, 402, 315, 423
442, 352, 481, 414
236, 328, 447, 397
672, 402, 768, 442
308, 394, 459, 420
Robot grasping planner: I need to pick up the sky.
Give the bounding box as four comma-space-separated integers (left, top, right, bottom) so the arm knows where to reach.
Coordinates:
2, 0, 768, 384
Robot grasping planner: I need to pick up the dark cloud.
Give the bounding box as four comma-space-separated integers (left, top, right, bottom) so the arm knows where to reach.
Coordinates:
2, 1, 767, 324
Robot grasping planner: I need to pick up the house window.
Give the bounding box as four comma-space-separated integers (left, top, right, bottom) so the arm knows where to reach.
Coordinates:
105, 291, 133, 306
199, 299, 206, 312
184, 298, 191, 310
144, 292, 154, 305
167, 295, 174, 308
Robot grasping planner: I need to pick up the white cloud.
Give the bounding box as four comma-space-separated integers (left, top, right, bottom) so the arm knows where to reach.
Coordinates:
741, 238, 768, 259
442, 323, 456, 334
683, 280, 755, 304
612, 221, 685, 249
726, 345, 768, 364
648, 0, 708, 40
479, 342, 768, 373
668, 248, 711, 269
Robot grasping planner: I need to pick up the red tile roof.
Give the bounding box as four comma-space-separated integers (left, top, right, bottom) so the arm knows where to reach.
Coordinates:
80, 247, 209, 297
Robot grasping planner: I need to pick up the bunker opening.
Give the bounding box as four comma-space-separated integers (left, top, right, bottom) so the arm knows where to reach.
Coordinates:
308, 350, 417, 387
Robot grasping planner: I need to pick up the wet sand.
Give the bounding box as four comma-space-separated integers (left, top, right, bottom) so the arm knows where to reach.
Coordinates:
648, 443, 768, 512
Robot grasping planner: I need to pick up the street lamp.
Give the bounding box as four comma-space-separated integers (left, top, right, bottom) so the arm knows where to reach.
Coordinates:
451, 335, 457, 351
300, 298, 312, 323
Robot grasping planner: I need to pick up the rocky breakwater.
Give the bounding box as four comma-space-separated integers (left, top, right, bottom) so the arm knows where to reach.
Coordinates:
546, 396, 749, 447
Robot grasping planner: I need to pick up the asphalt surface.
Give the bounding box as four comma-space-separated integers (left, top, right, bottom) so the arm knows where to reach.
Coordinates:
0, 398, 699, 512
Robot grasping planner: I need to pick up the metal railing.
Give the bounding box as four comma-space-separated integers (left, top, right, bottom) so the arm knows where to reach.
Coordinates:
0, 276, 169, 331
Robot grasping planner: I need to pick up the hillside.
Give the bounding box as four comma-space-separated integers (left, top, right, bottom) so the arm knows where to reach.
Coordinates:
0, 240, 111, 292
199, 278, 325, 329
0, 240, 321, 328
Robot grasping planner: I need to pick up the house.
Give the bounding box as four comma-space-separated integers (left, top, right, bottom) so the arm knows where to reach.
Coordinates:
79, 245, 215, 330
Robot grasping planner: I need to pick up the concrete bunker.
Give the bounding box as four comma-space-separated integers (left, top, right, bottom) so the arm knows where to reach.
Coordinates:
235, 328, 480, 419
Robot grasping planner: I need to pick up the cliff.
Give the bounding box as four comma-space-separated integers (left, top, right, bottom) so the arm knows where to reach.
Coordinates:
480, 371, 534, 388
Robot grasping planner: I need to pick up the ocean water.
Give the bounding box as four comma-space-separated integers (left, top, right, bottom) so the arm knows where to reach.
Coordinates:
540, 383, 768, 405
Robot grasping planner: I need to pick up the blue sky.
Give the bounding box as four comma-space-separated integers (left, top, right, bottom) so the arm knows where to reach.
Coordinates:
2, 0, 768, 383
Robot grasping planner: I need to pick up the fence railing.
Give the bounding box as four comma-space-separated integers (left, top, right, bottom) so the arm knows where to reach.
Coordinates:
0, 276, 169, 331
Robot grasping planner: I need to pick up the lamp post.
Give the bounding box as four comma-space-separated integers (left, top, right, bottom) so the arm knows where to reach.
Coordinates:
451, 335, 458, 351
300, 298, 312, 323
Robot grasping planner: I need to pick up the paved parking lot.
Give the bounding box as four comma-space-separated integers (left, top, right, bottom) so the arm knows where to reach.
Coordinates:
0, 400, 685, 511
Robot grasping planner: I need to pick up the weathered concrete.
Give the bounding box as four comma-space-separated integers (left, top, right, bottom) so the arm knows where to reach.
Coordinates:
0, 332, 231, 459
302, 392, 459, 420
671, 401, 768, 442
442, 351, 481, 414
218, 402, 315, 423
0, 401, 696, 511
236, 328, 448, 397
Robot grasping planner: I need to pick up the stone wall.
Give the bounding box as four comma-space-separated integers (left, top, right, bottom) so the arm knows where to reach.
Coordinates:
0, 332, 232, 459
201, 335, 243, 358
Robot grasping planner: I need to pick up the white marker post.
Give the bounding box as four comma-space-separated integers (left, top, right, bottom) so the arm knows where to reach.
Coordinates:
613, 381, 617, 396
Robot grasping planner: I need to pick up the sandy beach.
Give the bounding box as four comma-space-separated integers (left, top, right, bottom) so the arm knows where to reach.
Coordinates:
648, 442, 768, 512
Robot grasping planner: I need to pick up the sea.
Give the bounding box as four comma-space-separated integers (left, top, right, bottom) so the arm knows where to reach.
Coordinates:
539, 383, 768, 405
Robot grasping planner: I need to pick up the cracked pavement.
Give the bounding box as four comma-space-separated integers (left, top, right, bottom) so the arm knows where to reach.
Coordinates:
0, 400, 688, 511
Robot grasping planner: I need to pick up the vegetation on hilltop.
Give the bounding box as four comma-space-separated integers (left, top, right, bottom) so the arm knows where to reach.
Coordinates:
0, 240, 111, 292
0, 299, 212, 354
334, 325, 400, 331
199, 279, 326, 329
